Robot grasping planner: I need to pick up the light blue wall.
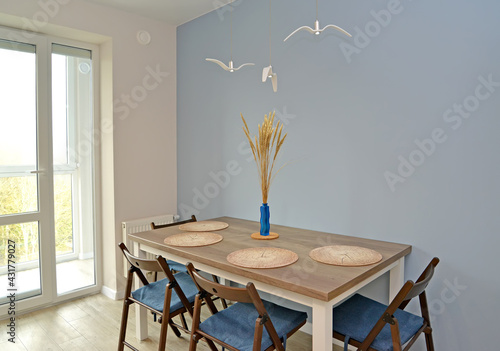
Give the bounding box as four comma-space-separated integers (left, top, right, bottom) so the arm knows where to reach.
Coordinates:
177, 0, 500, 349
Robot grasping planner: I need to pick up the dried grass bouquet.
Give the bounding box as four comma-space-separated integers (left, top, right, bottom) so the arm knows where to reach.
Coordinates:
241, 111, 287, 204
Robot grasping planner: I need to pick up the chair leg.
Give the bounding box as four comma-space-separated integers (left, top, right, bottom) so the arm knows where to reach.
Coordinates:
188, 335, 198, 351
158, 314, 169, 351
211, 274, 228, 309
117, 299, 131, 351
390, 320, 402, 351
179, 312, 188, 330
220, 296, 228, 309
168, 319, 181, 337
189, 295, 203, 351
205, 339, 219, 351
425, 329, 435, 351
253, 318, 264, 351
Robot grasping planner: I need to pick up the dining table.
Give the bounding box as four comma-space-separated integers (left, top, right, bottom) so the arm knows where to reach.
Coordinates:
128, 216, 411, 351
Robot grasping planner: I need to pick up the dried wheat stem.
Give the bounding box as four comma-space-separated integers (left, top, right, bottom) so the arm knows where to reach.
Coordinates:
241, 111, 287, 204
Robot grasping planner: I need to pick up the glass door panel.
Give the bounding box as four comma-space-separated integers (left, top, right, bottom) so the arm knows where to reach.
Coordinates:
0, 30, 99, 315
0, 41, 38, 216
0, 177, 37, 215
0, 222, 41, 304
0, 39, 43, 305
54, 174, 73, 256
52, 44, 96, 295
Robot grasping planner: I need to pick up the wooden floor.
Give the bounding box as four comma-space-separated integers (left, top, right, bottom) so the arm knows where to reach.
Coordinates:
1, 293, 343, 351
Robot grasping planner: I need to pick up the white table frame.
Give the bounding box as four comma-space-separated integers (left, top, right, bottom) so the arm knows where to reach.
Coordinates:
132, 241, 405, 351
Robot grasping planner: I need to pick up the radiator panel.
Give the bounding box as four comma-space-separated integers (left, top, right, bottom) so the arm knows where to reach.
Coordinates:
121, 214, 178, 276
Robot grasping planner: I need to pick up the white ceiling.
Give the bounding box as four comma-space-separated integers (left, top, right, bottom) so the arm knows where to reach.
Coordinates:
81, 0, 233, 26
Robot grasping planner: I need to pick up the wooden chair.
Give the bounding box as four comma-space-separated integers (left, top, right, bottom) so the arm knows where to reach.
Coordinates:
118, 243, 200, 351
150, 214, 198, 229
332, 257, 440, 351
150, 215, 227, 309
150, 215, 198, 274
186, 262, 307, 351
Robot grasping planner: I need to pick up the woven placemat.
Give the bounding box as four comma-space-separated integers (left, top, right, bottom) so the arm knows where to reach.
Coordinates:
309, 245, 383, 267
227, 247, 298, 269
179, 221, 229, 232
164, 232, 223, 247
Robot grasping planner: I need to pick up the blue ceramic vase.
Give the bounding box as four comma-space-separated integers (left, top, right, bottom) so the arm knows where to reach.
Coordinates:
260, 203, 270, 236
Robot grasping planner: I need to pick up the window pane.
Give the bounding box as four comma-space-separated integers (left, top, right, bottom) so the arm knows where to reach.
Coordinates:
52, 54, 69, 166
54, 174, 73, 255
0, 46, 37, 167
0, 222, 41, 305
0, 43, 38, 215
0, 176, 37, 215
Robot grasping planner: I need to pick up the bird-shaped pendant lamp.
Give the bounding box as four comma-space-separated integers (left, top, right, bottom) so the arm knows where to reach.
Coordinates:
262, 0, 277, 92
206, 10, 254, 72
284, 0, 351, 42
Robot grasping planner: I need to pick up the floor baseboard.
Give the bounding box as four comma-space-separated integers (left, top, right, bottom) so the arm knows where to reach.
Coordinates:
101, 285, 124, 300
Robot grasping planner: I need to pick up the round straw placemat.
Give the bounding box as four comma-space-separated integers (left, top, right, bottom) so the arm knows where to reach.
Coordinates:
179, 221, 229, 232
309, 245, 383, 267
227, 247, 298, 269
164, 232, 223, 247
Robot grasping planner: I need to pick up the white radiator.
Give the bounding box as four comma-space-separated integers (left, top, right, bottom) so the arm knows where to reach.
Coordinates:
122, 214, 180, 276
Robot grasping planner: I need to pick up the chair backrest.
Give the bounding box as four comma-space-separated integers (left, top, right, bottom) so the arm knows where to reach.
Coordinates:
358, 257, 440, 351
119, 242, 193, 315
120, 242, 163, 273
403, 257, 439, 302
151, 214, 197, 230
120, 242, 182, 285
186, 262, 254, 303
186, 262, 285, 349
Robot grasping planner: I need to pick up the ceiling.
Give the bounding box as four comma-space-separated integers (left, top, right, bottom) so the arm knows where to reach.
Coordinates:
81, 0, 233, 26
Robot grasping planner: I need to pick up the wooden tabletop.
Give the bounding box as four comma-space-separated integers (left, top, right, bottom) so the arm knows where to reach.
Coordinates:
128, 217, 411, 301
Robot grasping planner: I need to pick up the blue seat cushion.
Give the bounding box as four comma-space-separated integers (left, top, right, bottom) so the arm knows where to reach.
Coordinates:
199, 300, 307, 351
333, 294, 424, 351
167, 260, 188, 273
131, 271, 198, 313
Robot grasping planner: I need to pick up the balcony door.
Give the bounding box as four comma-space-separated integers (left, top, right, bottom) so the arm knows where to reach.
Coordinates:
0, 28, 100, 314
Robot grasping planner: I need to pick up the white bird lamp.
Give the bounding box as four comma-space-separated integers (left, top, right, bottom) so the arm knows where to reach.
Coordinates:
206, 58, 254, 73
262, 65, 277, 92
263, 0, 278, 92
206, 10, 254, 72
284, 0, 351, 42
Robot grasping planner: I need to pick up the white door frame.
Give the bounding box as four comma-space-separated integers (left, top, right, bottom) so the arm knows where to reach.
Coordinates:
0, 26, 102, 317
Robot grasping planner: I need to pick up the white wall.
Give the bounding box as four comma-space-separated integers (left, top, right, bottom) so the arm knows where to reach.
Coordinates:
0, 0, 177, 294
177, 0, 500, 349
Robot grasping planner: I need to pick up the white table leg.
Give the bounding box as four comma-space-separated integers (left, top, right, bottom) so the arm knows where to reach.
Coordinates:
389, 257, 405, 301
133, 242, 148, 340
312, 299, 333, 351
